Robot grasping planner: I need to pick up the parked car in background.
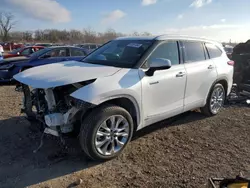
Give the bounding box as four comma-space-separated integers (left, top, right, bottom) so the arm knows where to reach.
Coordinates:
24, 43, 35, 47
77, 43, 101, 52
223, 45, 234, 59
34, 43, 53, 47
0, 44, 3, 60
0, 46, 88, 85
1, 42, 24, 51
3, 46, 45, 59
0, 42, 4, 48
14, 35, 234, 161
52, 43, 65, 46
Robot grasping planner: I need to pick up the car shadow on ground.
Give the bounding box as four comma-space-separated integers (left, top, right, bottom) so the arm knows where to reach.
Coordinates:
0, 116, 100, 188
0, 111, 207, 188
133, 110, 207, 141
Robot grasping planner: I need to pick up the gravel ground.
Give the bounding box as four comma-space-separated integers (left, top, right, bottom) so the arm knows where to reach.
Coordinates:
0, 86, 250, 188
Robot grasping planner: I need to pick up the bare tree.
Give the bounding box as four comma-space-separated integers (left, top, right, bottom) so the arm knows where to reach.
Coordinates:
83, 27, 97, 43
0, 12, 16, 42
141, 32, 152, 36
7, 27, 152, 44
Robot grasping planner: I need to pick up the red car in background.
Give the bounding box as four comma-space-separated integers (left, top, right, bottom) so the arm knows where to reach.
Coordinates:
3, 46, 45, 59
1, 43, 24, 51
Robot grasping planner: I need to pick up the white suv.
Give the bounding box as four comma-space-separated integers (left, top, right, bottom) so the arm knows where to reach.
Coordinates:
14, 35, 234, 161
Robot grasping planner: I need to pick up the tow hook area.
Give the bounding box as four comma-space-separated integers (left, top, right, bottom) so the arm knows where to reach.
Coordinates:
33, 107, 78, 153
44, 107, 78, 133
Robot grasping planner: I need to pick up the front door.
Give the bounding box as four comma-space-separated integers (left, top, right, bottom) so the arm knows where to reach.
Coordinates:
140, 41, 186, 126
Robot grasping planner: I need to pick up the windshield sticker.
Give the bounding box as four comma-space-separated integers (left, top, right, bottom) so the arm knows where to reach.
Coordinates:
127, 43, 143, 48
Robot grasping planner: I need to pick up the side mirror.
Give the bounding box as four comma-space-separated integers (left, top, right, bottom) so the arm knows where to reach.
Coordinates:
145, 58, 172, 76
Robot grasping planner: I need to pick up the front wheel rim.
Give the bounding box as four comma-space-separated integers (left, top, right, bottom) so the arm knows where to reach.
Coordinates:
210, 87, 225, 114
95, 115, 130, 156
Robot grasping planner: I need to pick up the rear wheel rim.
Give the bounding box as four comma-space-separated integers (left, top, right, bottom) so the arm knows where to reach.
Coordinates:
95, 115, 130, 156
210, 86, 225, 114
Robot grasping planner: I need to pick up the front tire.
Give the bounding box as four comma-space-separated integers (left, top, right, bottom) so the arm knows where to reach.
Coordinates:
79, 104, 134, 161
201, 83, 225, 116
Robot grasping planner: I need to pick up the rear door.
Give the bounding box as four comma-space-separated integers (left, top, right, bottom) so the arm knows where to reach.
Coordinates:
205, 43, 233, 96
182, 41, 218, 111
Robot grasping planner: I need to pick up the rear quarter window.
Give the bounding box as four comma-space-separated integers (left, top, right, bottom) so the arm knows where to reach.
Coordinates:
205, 43, 222, 59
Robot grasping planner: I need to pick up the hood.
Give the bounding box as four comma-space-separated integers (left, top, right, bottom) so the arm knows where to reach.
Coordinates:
0, 56, 29, 65
14, 60, 122, 89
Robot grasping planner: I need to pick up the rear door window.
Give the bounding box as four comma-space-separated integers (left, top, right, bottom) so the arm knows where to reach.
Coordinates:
183, 41, 206, 63
205, 43, 222, 59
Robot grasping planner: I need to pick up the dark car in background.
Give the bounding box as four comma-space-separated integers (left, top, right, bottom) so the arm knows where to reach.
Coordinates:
76, 43, 101, 52
34, 43, 53, 47
0, 46, 89, 85
3, 46, 45, 59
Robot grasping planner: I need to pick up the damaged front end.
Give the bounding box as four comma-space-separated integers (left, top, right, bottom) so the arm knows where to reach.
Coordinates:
21, 81, 95, 137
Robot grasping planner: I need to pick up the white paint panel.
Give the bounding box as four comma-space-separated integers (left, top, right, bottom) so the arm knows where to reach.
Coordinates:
14, 61, 121, 88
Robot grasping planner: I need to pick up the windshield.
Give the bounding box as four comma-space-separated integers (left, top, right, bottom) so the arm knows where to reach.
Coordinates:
9, 48, 22, 54
29, 48, 50, 57
82, 40, 153, 68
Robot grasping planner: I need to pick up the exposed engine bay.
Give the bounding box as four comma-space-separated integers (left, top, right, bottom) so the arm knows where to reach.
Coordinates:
21, 81, 95, 137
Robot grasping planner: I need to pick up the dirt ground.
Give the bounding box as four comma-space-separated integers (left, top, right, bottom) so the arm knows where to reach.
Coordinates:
0, 86, 250, 188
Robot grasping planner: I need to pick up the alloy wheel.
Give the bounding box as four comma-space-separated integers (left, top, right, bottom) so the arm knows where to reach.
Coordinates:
210, 86, 225, 114
95, 115, 130, 156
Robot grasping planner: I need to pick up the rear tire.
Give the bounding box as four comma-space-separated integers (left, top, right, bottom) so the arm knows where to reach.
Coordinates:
79, 104, 134, 161
201, 83, 225, 116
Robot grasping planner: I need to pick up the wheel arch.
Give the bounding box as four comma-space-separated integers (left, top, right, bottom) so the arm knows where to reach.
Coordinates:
204, 78, 228, 106
81, 95, 141, 132
216, 79, 228, 95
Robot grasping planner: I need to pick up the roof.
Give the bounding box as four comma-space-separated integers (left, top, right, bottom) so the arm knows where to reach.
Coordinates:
116, 34, 220, 44
81, 43, 100, 45
116, 36, 156, 40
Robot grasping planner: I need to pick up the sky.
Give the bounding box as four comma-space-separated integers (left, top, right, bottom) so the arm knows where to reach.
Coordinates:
1, 0, 250, 42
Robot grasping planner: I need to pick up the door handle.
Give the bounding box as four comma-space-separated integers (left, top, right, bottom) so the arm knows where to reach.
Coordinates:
176, 72, 186, 77
149, 81, 159, 85
208, 65, 214, 69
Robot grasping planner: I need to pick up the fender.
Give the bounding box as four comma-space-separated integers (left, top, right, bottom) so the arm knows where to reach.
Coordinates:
70, 69, 143, 128
99, 94, 141, 128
